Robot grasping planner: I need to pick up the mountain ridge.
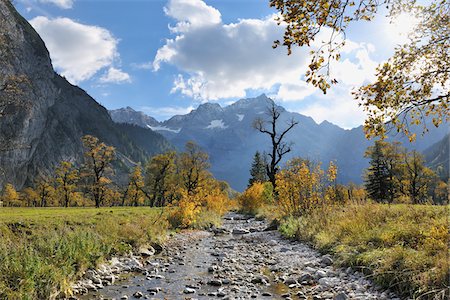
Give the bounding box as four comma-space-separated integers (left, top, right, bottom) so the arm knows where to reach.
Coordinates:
110, 95, 448, 191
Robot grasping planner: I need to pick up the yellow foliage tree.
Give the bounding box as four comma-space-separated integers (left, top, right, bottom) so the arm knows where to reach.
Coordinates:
276, 158, 337, 216
239, 182, 272, 215
125, 165, 146, 206
1, 183, 20, 207
81, 135, 115, 208
54, 161, 79, 207
21, 187, 38, 207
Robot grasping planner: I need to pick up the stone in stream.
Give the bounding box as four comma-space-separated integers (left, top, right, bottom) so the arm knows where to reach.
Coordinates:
132, 291, 143, 298
232, 228, 250, 234
146, 287, 161, 293
334, 292, 348, 300
320, 255, 334, 266
120, 296, 128, 300
207, 279, 223, 286
183, 287, 196, 294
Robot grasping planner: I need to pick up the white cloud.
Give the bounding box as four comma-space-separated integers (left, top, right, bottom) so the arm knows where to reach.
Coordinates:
131, 62, 153, 70
154, 12, 311, 101
39, 0, 73, 9
100, 67, 131, 84
296, 87, 367, 129
164, 0, 221, 32
331, 44, 378, 86
275, 81, 316, 102
153, 0, 381, 128
141, 105, 194, 120
29, 16, 119, 84
154, 0, 379, 104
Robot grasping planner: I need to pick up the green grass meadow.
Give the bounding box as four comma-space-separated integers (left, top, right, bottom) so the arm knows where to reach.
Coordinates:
0, 207, 169, 300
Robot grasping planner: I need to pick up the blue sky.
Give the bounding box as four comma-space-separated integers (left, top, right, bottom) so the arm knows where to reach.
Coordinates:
14, 0, 415, 128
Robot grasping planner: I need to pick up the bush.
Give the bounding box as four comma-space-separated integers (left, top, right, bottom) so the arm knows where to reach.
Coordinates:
239, 182, 273, 215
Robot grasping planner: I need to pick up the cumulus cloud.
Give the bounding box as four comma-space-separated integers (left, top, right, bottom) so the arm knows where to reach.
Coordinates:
39, 0, 73, 9
30, 16, 119, 84
154, 12, 311, 101
296, 86, 367, 129
164, 0, 221, 32
153, 0, 381, 127
154, 0, 379, 105
100, 67, 131, 84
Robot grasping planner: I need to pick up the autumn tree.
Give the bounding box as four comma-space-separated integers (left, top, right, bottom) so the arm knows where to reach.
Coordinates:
248, 151, 268, 187
178, 142, 210, 195
81, 135, 115, 208
54, 161, 79, 207
275, 158, 337, 216
364, 141, 403, 203
35, 176, 55, 207
270, 0, 449, 139
1, 183, 19, 207
401, 150, 436, 204
145, 151, 177, 207
254, 101, 298, 190
21, 187, 38, 207
125, 165, 146, 206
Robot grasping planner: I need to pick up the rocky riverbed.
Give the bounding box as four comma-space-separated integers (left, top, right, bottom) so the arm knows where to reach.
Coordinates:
74, 213, 399, 300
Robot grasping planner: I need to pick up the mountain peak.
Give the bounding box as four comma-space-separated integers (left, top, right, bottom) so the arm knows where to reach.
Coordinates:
196, 102, 223, 112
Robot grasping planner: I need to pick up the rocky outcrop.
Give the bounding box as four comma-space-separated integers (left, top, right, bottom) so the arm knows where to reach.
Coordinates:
0, 0, 171, 189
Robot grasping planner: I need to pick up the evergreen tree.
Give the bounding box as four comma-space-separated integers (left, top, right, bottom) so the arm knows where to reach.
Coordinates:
248, 151, 268, 187
364, 141, 402, 203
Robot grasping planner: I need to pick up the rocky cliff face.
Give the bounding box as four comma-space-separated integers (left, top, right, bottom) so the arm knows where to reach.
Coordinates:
0, 0, 171, 189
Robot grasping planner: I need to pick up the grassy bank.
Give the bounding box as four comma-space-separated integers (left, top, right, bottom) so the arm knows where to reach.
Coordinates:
0, 207, 169, 300
278, 204, 449, 299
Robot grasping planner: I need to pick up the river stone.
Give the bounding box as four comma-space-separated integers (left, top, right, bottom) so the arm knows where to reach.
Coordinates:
147, 287, 161, 293
138, 245, 155, 257
132, 291, 143, 298
232, 228, 250, 234
321, 255, 333, 266
316, 270, 327, 278
299, 273, 314, 282
183, 287, 196, 294
208, 279, 222, 286
334, 292, 348, 300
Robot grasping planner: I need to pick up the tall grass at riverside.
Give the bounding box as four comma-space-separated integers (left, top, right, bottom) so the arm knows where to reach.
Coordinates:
0, 207, 168, 300
278, 204, 449, 299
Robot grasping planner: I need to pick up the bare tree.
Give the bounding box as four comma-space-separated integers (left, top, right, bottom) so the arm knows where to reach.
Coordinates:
253, 101, 298, 191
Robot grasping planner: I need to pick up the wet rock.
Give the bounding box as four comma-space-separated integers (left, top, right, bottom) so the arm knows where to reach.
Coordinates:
133, 291, 143, 298
207, 279, 222, 286
334, 292, 348, 300
316, 270, 327, 278
147, 287, 161, 293
321, 255, 333, 266
183, 287, 196, 294
299, 273, 314, 282
232, 228, 250, 234
284, 278, 298, 285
